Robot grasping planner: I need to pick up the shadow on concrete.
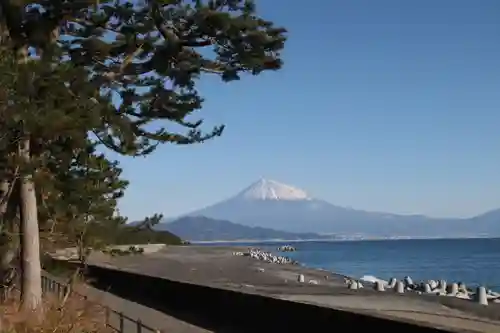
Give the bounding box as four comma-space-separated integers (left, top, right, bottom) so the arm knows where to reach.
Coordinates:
84, 264, 456, 333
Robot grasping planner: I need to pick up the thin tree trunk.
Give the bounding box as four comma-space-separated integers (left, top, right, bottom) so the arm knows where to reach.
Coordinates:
18, 137, 42, 311
0, 177, 17, 271
0, 179, 9, 227
0, 174, 17, 228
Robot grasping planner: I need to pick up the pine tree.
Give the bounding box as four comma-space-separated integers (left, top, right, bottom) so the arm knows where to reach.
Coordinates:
0, 48, 43, 310
0, 45, 124, 310
0, 0, 287, 155
37, 139, 129, 255
73, 0, 286, 155
0, 0, 287, 311
0, 43, 102, 309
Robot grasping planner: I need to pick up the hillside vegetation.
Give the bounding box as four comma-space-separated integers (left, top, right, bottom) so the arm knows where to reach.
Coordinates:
161, 216, 327, 242
113, 225, 183, 245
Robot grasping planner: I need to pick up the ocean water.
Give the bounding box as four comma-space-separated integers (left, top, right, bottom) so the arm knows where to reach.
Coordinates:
208, 238, 500, 290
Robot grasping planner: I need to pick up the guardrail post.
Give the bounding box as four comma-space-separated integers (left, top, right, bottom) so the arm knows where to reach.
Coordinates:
119, 312, 124, 333
105, 306, 110, 327
136, 320, 142, 333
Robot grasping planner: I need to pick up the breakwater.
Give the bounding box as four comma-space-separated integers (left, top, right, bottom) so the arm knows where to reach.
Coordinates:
356, 275, 500, 306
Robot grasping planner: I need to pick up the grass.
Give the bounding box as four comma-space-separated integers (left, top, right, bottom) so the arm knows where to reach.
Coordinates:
0, 285, 111, 333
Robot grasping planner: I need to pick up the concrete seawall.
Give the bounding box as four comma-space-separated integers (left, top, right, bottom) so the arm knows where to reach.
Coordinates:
84, 264, 458, 333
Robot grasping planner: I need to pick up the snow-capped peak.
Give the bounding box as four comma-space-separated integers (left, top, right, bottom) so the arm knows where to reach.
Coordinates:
236, 178, 312, 201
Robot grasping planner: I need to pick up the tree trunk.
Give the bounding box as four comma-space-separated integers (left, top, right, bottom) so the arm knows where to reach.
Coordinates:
0, 0, 43, 312
18, 137, 42, 311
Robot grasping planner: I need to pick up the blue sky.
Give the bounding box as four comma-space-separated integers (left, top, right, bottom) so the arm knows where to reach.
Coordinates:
116, 0, 500, 220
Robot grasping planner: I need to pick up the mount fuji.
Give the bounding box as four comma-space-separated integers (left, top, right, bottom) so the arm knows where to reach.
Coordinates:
161, 179, 500, 238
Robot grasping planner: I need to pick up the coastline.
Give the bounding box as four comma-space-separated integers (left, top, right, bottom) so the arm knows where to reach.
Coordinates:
194, 238, 500, 291
192, 238, 330, 244
192, 235, 500, 244
88, 245, 500, 332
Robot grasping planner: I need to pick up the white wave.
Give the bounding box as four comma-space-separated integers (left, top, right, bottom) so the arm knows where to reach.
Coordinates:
359, 275, 388, 285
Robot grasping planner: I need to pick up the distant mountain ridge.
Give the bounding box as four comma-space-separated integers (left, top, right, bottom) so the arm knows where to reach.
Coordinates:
157, 216, 330, 242
156, 179, 500, 238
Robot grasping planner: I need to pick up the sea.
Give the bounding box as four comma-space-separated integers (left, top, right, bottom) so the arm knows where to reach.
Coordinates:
203, 238, 500, 290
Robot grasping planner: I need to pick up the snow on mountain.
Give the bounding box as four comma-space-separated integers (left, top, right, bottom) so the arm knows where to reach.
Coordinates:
235, 178, 311, 201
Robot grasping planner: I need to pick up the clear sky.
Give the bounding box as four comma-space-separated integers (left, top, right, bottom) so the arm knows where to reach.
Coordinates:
116, 0, 500, 221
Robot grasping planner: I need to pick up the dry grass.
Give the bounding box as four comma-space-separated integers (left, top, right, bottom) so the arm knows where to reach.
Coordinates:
0, 286, 112, 333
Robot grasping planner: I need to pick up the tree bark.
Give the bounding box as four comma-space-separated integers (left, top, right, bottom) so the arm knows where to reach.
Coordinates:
18, 137, 42, 311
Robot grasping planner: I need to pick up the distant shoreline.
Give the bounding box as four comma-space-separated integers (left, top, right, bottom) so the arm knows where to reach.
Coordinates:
192, 238, 329, 244
191, 235, 499, 244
